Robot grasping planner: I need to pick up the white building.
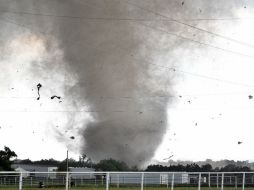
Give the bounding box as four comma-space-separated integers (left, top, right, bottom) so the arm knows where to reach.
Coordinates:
12, 164, 57, 179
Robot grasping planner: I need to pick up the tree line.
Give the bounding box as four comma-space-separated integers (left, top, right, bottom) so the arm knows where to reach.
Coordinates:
0, 146, 252, 172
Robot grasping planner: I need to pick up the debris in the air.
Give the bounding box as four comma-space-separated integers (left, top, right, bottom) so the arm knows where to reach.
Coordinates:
238, 141, 242, 144
139, 111, 143, 114
59, 101, 62, 103
163, 155, 174, 160
179, 95, 182, 98
219, 113, 222, 116
11, 88, 14, 90
188, 100, 191, 104
173, 133, 176, 136
248, 95, 253, 99
36, 83, 42, 100
195, 122, 197, 126
244, 6, 246, 8
199, 8, 202, 13
51, 95, 61, 100
70, 136, 75, 140
182, 1, 184, 5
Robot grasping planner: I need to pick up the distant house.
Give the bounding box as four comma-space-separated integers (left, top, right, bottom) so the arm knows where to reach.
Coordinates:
11, 164, 57, 179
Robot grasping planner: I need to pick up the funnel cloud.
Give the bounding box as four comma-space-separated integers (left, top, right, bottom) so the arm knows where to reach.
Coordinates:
0, 0, 238, 166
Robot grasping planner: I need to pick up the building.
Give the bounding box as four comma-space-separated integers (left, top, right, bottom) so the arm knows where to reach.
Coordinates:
11, 164, 57, 179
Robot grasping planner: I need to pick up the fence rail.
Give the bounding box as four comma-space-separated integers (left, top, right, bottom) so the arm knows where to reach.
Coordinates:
0, 171, 253, 190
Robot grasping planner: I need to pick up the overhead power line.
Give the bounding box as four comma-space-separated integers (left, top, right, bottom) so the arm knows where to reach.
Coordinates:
1, 9, 254, 22
1, 6, 254, 50
2, 12, 254, 90
124, 1, 254, 49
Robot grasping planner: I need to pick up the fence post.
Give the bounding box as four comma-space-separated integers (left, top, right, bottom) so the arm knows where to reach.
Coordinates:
106, 172, 110, 190
235, 176, 237, 189
208, 173, 211, 188
141, 172, 144, 190
167, 173, 169, 189
117, 174, 119, 188
198, 173, 201, 190
221, 173, 224, 190
65, 172, 69, 190
19, 172, 23, 190
242, 173, 245, 190
217, 173, 219, 189
171, 173, 174, 190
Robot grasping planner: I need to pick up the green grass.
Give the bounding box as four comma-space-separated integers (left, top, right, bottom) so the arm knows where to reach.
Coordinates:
1, 187, 254, 190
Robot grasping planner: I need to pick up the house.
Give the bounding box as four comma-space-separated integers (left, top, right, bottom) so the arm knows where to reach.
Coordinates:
11, 164, 57, 179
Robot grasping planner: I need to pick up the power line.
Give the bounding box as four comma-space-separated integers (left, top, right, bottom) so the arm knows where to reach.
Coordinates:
2, 9, 254, 60
138, 22, 254, 60
2, 9, 254, 22
1, 6, 254, 49
2, 11, 254, 90
124, 1, 254, 49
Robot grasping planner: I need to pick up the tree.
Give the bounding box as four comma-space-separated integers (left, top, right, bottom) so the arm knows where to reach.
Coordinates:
95, 159, 129, 171
0, 146, 17, 171
201, 164, 212, 172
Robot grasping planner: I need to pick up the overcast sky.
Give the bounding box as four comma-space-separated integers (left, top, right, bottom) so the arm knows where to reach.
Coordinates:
1, 0, 254, 166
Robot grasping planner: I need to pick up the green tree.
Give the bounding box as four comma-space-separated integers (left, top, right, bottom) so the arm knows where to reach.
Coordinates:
95, 159, 129, 171
0, 146, 17, 171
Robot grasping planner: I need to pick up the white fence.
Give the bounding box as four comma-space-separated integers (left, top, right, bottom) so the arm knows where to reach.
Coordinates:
0, 171, 253, 190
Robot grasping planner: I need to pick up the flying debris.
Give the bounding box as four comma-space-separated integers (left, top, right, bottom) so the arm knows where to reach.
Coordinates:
188, 100, 191, 104
139, 111, 143, 114
248, 95, 253, 99
238, 141, 243, 144
51, 95, 61, 100
179, 95, 182, 98
163, 155, 174, 160
195, 123, 198, 126
181, 1, 184, 6
36, 83, 42, 100
244, 6, 246, 8
70, 136, 75, 140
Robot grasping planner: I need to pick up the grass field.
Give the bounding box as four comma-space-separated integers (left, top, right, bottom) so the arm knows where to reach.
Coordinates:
1, 187, 254, 190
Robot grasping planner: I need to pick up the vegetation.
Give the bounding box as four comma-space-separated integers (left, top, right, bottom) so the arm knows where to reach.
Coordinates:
0, 146, 17, 171
0, 147, 252, 172
146, 163, 251, 172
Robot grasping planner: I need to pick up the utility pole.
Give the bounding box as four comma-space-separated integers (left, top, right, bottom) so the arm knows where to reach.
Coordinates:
66, 150, 69, 190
